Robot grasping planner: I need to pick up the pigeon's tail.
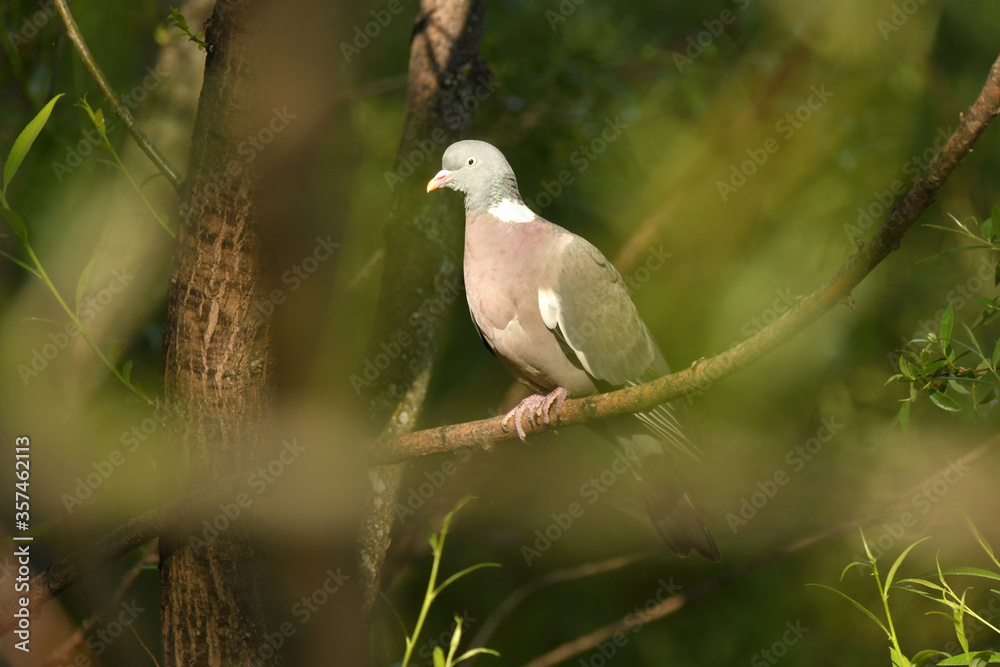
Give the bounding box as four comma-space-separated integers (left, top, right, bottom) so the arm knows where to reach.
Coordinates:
593, 414, 720, 562
636, 464, 720, 562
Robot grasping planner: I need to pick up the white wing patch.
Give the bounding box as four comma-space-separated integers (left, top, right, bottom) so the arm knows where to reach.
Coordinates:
488, 198, 536, 223
538, 288, 560, 330
538, 286, 596, 376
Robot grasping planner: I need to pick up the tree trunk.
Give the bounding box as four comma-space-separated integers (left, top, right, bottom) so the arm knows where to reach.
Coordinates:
359, 0, 490, 612
159, 3, 275, 664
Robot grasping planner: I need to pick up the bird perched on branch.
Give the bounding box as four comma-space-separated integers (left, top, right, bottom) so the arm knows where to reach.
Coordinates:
427, 140, 719, 562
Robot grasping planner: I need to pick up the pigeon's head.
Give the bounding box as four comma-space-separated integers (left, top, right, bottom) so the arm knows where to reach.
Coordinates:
427, 140, 524, 213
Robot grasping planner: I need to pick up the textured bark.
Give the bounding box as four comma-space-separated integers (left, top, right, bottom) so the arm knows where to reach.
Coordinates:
359, 0, 490, 612
159, 3, 275, 664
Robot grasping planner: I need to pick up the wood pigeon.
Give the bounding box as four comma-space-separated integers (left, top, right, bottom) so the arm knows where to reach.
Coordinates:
427, 140, 719, 562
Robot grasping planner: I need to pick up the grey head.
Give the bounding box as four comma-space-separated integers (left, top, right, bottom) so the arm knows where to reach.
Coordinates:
426, 140, 526, 216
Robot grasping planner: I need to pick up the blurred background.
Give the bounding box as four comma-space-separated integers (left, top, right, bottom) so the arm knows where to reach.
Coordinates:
1, 0, 999, 664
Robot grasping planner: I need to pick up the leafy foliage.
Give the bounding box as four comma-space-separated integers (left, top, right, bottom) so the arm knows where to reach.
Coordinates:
813, 526, 1000, 666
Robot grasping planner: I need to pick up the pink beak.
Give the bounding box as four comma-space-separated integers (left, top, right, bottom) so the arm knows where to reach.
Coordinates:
426, 169, 454, 192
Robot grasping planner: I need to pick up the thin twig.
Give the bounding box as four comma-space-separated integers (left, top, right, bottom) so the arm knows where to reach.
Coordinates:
519, 437, 998, 667
467, 551, 655, 656
53, 0, 184, 192
374, 51, 1000, 465
39, 542, 159, 667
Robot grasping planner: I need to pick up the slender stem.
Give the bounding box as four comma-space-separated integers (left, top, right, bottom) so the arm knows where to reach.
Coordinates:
23, 242, 153, 405
52, 0, 184, 192
108, 148, 175, 237
402, 540, 443, 667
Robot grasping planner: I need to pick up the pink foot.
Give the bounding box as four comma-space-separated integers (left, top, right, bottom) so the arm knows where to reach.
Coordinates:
501, 387, 568, 440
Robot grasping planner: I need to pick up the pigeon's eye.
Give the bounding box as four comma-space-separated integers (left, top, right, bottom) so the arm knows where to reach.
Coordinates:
467, 157, 477, 167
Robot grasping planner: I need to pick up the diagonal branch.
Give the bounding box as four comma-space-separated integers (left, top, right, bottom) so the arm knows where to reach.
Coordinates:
374, 51, 1000, 466
518, 436, 998, 667
53, 0, 185, 192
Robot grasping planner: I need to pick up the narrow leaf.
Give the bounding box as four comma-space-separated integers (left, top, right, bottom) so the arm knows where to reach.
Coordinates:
890, 644, 911, 667
434, 562, 501, 597
911, 650, 949, 667
940, 303, 954, 346
1, 205, 29, 244
963, 516, 999, 568
433, 647, 445, 667
0, 249, 39, 276
933, 567, 1000, 584
121, 360, 133, 383
3, 93, 64, 192
885, 537, 931, 593
807, 584, 890, 637
929, 390, 962, 412
454, 648, 501, 664
899, 401, 910, 437
935, 651, 1000, 665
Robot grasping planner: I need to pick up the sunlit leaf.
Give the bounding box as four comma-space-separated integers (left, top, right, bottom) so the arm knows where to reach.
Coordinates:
912, 650, 949, 667
929, 390, 961, 412
890, 644, 911, 667
885, 538, 930, 593
3, 93, 64, 193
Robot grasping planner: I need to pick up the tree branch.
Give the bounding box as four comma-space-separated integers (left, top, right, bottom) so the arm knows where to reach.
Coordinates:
53, 0, 185, 192
374, 51, 1000, 465
518, 436, 998, 667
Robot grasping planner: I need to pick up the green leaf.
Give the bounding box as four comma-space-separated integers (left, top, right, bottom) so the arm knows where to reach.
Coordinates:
940, 303, 955, 346
891, 645, 911, 667
807, 583, 890, 637
885, 537, 931, 593
454, 648, 501, 664
912, 650, 949, 667
121, 360, 133, 384
899, 354, 915, 378
993, 337, 1000, 368
3, 93, 64, 193
434, 562, 501, 597
982, 216, 993, 242
964, 516, 999, 568
0, 249, 39, 276
433, 647, 445, 667
995, 259, 1000, 287
0, 205, 29, 244
929, 390, 962, 412
932, 566, 1000, 584
980, 387, 997, 405
898, 401, 910, 437
935, 651, 1000, 665
841, 560, 872, 580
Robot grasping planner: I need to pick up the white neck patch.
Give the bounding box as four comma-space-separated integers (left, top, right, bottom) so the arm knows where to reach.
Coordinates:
488, 198, 536, 223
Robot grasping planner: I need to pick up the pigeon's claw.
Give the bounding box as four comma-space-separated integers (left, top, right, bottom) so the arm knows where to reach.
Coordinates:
501, 388, 568, 441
